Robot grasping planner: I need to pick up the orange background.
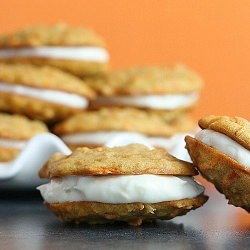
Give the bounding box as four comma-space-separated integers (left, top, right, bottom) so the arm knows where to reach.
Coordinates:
1, 0, 250, 121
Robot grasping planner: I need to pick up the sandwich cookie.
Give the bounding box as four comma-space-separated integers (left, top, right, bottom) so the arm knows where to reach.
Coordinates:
0, 113, 48, 162
86, 65, 203, 119
0, 63, 95, 122
53, 107, 195, 153
185, 115, 250, 212
38, 144, 208, 225
0, 23, 109, 77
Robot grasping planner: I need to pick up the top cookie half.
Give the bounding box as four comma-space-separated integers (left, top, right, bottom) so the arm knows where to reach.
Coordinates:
0, 112, 48, 140
86, 65, 203, 96
39, 144, 197, 178
198, 115, 250, 151
0, 23, 106, 47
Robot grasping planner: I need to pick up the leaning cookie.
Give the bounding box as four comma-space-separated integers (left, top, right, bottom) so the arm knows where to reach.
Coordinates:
37, 144, 208, 226
86, 65, 203, 117
0, 63, 95, 122
0, 112, 48, 162
0, 23, 109, 77
185, 115, 250, 212
53, 107, 195, 153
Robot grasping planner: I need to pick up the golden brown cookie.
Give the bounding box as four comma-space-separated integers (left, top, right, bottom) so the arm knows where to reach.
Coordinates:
53, 107, 195, 142
39, 144, 197, 178
185, 115, 250, 212
46, 194, 208, 226
0, 112, 48, 161
0, 63, 95, 122
0, 23, 109, 77
86, 65, 203, 96
38, 144, 207, 225
86, 65, 203, 111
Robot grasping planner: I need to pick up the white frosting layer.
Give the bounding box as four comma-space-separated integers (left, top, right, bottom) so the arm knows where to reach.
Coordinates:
0, 82, 88, 108
0, 46, 109, 62
94, 93, 198, 109
195, 129, 250, 168
37, 175, 204, 203
0, 138, 26, 149
62, 131, 151, 147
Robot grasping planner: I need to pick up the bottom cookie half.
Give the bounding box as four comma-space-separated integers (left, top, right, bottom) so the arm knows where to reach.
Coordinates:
46, 194, 208, 226
186, 136, 250, 212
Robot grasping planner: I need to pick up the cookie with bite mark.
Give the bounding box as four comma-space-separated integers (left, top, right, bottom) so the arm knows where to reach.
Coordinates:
0, 23, 109, 77
38, 144, 208, 226
185, 115, 250, 212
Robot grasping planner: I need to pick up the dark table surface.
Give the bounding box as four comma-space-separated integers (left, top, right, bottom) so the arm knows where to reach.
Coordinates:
1, 187, 250, 250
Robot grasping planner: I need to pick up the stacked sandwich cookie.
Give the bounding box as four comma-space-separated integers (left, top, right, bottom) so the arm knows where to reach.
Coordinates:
86, 65, 202, 117
0, 63, 95, 122
185, 115, 250, 212
0, 113, 48, 162
37, 144, 208, 226
53, 107, 194, 153
73, 65, 203, 154
0, 24, 203, 157
0, 23, 110, 78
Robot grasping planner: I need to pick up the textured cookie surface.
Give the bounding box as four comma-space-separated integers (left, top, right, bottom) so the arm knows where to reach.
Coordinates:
53, 107, 195, 137
0, 92, 87, 122
0, 112, 48, 161
1, 58, 109, 78
86, 65, 203, 96
0, 112, 48, 139
39, 144, 197, 178
0, 23, 106, 48
0, 63, 94, 98
46, 194, 208, 226
199, 115, 250, 151
0, 147, 20, 162
185, 135, 250, 212
0, 24, 109, 77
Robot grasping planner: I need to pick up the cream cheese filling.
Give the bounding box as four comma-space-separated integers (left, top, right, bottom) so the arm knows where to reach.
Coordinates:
93, 93, 198, 109
62, 131, 150, 145
0, 46, 109, 62
0, 82, 88, 108
195, 129, 250, 168
0, 138, 27, 149
37, 175, 204, 203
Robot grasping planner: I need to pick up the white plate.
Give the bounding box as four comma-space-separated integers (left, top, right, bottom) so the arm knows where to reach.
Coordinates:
0, 133, 71, 189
